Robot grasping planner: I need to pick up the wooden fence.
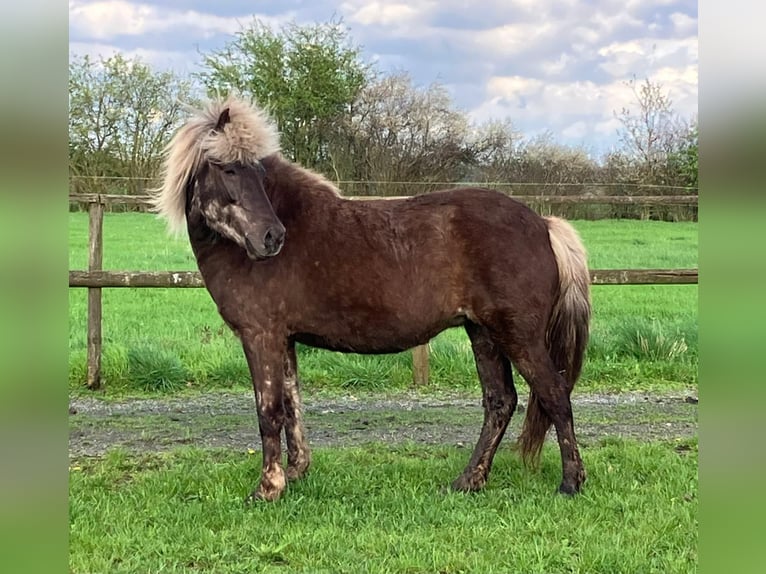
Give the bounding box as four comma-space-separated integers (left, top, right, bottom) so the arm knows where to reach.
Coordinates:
69, 193, 699, 389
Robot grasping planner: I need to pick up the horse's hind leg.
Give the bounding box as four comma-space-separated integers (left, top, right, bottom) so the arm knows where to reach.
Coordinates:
283, 342, 311, 481
452, 322, 518, 492
507, 339, 585, 495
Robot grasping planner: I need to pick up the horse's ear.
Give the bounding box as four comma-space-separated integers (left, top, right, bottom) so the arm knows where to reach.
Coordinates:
215, 108, 231, 132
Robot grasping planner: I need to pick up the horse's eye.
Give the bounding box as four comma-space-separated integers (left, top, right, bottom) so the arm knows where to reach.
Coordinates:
224, 167, 236, 175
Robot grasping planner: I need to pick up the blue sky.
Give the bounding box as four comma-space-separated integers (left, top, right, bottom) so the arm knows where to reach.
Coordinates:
69, 0, 698, 155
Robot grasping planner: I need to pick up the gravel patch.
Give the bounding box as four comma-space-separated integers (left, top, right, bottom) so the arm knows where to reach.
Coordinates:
69, 390, 698, 459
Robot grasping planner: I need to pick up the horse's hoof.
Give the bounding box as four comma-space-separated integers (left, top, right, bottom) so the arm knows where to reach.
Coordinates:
286, 466, 307, 482
558, 482, 581, 496
244, 491, 262, 505
286, 456, 311, 482
451, 474, 486, 493
245, 487, 283, 504
559, 465, 586, 496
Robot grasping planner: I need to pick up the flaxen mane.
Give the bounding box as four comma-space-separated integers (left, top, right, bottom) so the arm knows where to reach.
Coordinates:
152, 96, 281, 234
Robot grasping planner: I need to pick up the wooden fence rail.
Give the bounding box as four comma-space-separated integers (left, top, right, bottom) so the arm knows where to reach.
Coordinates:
69, 268, 699, 288
69, 193, 699, 207
70, 193, 699, 389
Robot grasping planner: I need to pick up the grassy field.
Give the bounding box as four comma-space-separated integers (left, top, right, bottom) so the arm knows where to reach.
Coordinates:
68, 212, 698, 573
69, 438, 698, 573
68, 212, 698, 395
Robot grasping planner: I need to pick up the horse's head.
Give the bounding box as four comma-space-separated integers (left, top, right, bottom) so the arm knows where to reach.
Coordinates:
192, 107, 285, 260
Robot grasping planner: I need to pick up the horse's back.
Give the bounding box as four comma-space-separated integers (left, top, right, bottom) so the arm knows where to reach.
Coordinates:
394, 187, 557, 276
342, 187, 559, 317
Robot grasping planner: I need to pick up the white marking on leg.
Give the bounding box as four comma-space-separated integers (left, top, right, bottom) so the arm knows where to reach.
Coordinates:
284, 374, 310, 470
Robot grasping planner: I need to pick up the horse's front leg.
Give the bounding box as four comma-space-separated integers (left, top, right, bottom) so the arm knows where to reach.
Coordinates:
284, 341, 311, 481
242, 333, 288, 502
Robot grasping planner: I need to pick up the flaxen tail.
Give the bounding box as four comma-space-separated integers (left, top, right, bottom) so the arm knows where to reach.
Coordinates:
518, 216, 591, 466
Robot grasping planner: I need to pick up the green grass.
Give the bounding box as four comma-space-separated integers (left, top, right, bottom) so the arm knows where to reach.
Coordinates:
69, 213, 698, 395
69, 438, 698, 573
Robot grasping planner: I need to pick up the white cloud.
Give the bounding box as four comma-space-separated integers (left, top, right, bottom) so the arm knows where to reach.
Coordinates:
541, 53, 573, 77
343, 1, 427, 26
69, 1, 155, 38
650, 65, 698, 117
486, 76, 543, 100
469, 68, 695, 152
562, 121, 588, 139
653, 64, 698, 86
69, 40, 120, 60
669, 12, 697, 36
594, 117, 622, 136
340, 0, 441, 31
478, 75, 647, 124
624, 0, 686, 9
470, 76, 680, 148
69, 41, 198, 74
472, 22, 559, 57
598, 36, 697, 79
598, 40, 644, 59
68, 0, 286, 40
590, 10, 644, 38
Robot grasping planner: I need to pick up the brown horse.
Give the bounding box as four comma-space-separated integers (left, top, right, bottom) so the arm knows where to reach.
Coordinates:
153, 96, 591, 502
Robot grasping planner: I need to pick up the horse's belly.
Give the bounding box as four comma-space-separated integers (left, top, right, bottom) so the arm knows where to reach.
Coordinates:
293, 333, 412, 354
293, 315, 464, 354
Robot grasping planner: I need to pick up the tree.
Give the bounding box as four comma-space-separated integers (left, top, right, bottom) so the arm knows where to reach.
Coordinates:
514, 132, 599, 186
671, 120, 698, 188
615, 77, 696, 187
69, 54, 196, 194
468, 118, 522, 182
342, 73, 473, 194
198, 18, 371, 172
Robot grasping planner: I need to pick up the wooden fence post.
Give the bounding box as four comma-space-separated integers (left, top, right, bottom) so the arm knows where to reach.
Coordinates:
86, 200, 104, 389
412, 344, 430, 386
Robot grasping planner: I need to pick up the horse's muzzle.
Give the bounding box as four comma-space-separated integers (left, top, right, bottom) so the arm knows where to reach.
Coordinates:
245, 226, 285, 259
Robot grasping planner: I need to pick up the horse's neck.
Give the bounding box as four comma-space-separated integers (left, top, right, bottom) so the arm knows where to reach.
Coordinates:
186, 219, 251, 295
265, 157, 343, 211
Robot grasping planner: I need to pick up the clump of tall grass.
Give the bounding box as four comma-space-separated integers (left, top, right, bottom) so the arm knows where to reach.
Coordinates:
69, 344, 132, 388
296, 346, 412, 391
127, 345, 188, 392
428, 337, 476, 388
336, 357, 400, 390
197, 352, 250, 389
615, 318, 693, 361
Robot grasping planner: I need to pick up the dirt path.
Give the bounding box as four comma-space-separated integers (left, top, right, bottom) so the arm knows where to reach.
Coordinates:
68, 390, 697, 459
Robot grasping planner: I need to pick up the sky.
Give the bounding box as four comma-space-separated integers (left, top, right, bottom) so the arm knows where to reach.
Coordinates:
68, 0, 698, 156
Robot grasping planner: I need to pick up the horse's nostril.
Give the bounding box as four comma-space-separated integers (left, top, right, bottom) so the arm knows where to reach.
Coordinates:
263, 228, 285, 253
264, 230, 274, 248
